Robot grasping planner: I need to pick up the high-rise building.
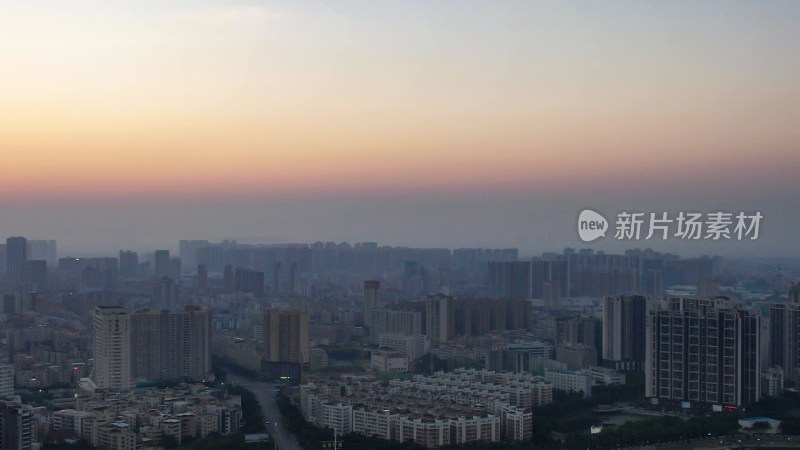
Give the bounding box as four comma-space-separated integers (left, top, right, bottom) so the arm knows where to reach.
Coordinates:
487, 261, 530, 300
137, 261, 152, 279
263, 309, 309, 363
364, 280, 381, 331
92, 306, 132, 391
234, 267, 265, 297
197, 264, 208, 289
645, 269, 663, 299
27, 239, 56, 266
556, 316, 603, 360
154, 250, 170, 277
369, 310, 422, 343
0, 364, 13, 398
119, 251, 139, 278
130, 306, 211, 382
603, 295, 647, 371
224, 264, 235, 292
152, 276, 177, 310
0, 400, 32, 450
179, 240, 210, 271
768, 283, 800, 382
425, 296, 531, 341
26, 260, 47, 289
530, 259, 552, 299
487, 259, 568, 300
426, 294, 450, 344
168, 257, 182, 280
131, 309, 181, 381
6, 237, 27, 285
645, 297, 760, 409
565, 251, 641, 297
179, 305, 212, 379
791, 283, 800, 303
79, 257, 119, 290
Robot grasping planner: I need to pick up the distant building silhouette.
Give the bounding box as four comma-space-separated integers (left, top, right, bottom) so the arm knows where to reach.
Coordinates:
119, 250, 139, 278
363, 280, 381, 333
197, 264, 208, 289
152, 276, 177, 309
425, 295, 531, 342
154, 249, 170, 277
6, 236, 27, 285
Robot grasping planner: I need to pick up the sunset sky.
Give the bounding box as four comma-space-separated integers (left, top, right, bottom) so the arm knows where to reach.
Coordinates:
1, 1, 799, 256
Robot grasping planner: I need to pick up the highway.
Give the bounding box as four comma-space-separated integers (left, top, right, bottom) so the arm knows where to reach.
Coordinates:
227, 374, 302, 450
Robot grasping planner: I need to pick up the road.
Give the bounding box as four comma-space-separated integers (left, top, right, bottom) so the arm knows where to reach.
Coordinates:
227, 374, 302, 450
625, 434, 800, 449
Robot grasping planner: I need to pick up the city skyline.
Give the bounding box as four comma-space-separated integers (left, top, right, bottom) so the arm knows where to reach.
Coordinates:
3, 3, 800, 447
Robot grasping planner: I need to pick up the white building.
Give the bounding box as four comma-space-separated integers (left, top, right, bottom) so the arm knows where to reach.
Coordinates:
92, 306, 132, 391
379, 334, 428, 360
298, 368, 544, 446
395, 416, 451, 448
53, 409, 95, 440
450, 415, 500, 445
499, 405, 532, 441
581, 366, 626, 386
371, 350, 409, 373
543, 369, 592, 397
352, 407, 396, 440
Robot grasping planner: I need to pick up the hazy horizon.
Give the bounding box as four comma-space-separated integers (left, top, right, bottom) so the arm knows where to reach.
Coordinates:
2, 1, 798, 258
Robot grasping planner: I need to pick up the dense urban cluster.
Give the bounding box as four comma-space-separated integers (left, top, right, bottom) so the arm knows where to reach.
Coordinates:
0, 236, 797, 449
41, 384, 243, 449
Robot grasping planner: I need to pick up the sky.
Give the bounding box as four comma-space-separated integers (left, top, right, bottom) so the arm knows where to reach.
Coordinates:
0, 1, 799, 257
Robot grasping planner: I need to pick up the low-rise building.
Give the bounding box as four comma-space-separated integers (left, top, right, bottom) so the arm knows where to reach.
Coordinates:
93, 422, 135, 450
379, 334, 427, 361
581, 366, 626, 386
371, 349, 409, 373
544, 369, 592, 397
297, 368, 550, 447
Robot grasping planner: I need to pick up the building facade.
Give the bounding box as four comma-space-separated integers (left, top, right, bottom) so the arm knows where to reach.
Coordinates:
263, 309, 310, 363
645, 297, 760, 409
603, 295, 647, 371
92, 306, 133, 391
